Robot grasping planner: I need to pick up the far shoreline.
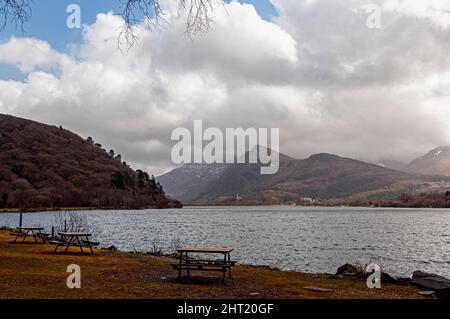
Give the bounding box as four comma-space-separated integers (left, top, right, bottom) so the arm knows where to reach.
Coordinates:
0, 205, 184, 214
3, 205, 450, 215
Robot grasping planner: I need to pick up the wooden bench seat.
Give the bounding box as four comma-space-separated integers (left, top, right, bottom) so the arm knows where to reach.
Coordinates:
10, 232, 25, 237
49, 240, 66, 246
49, 240, 83, 246
85, 241, 100, 246
11, 229, 47, 243
172, 263, 230, 271
12, 232, 49, 238
49, 240, 99, 246
190, 259, 237, 266
49, 240, 86, 254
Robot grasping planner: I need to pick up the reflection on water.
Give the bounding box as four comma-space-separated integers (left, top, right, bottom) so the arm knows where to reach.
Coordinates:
1, 206, 450, 278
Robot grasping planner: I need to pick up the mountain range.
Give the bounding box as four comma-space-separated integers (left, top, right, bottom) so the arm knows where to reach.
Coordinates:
377, 146, 450, 177
159, 149, 450, 206
405, 146, 450, 177
3, 113, 450, 208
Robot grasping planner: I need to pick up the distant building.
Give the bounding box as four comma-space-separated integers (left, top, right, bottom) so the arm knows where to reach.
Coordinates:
300, 197, 315, 204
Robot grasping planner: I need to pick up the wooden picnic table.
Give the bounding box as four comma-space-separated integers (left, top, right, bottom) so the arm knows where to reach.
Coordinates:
13, 227, 46, 243
55, 232, 94, 255
174, 246, 235, 282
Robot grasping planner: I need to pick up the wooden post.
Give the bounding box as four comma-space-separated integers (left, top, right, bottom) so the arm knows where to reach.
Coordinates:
51, 226, 54, 237
19, 212, 23, 228
64, 220, 67, 232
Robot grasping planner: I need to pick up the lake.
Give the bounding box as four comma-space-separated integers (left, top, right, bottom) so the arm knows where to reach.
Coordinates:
1, 206, 449, 278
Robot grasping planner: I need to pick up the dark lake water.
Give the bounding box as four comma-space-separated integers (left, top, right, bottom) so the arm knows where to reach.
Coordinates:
1, 206, 450, 278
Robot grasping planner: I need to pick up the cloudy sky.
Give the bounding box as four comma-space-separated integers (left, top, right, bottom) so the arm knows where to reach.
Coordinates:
1, 0, 450, 175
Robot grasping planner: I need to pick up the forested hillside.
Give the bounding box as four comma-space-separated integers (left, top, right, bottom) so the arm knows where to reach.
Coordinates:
0, 114, 182, 210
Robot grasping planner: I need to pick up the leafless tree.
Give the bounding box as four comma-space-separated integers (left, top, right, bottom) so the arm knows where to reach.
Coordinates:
0, 0, 224, 50
0, 0, 33, 31
118, 0, 224, 50
54, 211, 91, 233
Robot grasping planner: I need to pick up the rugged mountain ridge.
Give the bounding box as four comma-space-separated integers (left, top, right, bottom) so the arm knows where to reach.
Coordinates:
406, 146, 450, 177
159, 152, 450, 205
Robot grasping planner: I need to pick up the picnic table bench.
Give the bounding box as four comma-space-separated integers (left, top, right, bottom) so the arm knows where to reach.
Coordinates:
11, 227, 47, 243
50, 232, 98, 255
172, 247, 235, 282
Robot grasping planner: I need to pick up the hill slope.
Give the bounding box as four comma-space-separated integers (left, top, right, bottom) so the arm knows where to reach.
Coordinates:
407, 146, 450, 177
158, 152, 450, 205
0, 114, 182, 210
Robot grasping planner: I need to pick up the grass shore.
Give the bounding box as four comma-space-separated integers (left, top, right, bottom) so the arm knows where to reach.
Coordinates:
0, 207, 101, 213
0, 230, 426, 299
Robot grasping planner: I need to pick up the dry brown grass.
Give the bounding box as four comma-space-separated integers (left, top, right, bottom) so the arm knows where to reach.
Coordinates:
0, 230, 424, 299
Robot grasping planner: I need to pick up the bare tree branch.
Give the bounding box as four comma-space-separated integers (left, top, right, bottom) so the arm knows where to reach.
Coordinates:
118, 0, 168, 51
119, 0, 223, 51
0, 0, 33, 32
0, 0, 223, 50
179, 0, 223, 37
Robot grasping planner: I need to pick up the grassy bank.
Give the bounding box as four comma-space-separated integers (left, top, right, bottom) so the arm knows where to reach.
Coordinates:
0, 230, 425, 299
0, 207, 97, 213
0, 208, 20, 213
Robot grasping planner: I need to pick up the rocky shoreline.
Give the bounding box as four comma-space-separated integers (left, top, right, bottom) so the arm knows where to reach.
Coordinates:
335, 263, 450, 298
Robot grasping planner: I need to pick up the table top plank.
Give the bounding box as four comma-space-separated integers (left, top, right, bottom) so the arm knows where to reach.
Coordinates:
178, 246, 233, 254
17, 227, 44, 230
58, 232, 92, 237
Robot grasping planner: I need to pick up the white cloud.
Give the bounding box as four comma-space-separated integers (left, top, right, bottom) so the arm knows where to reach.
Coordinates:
0, 37, 69, 73
1, 0, 450, 174
383, 0, 450, 29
